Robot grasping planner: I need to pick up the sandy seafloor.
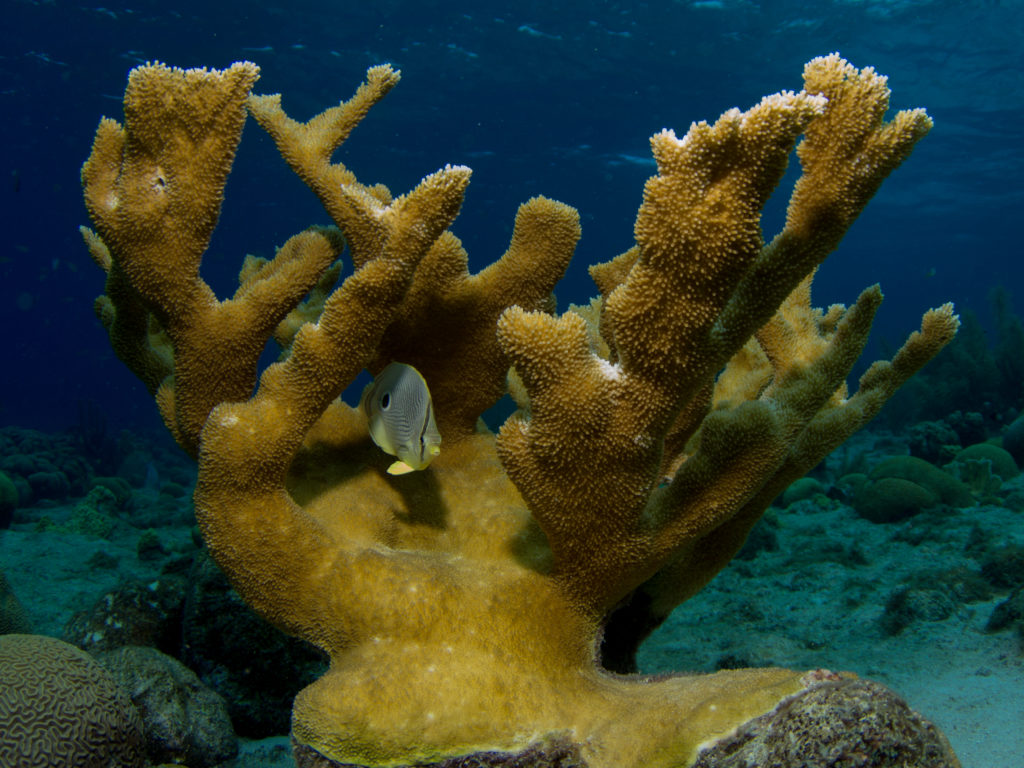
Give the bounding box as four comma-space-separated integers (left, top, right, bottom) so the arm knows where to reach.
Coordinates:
2, 430, 1022, 768
639, 497, 1024, 768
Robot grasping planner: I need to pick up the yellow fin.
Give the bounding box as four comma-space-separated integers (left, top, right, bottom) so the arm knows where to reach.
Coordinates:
387, 460, 416, 476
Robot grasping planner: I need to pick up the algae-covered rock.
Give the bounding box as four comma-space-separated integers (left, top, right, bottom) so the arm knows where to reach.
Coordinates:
881, 585, 955, 635
97, 645, 237, 767
836, 472, 868, 500
63, 577, 186, 655
853, 477, 940, 523
986, 587, 1024, 634
93, 476, 134, 507
869, 456, 973, 506
0, 571, 33, 635
907, 419, 960, 464
781, 477, 826, 507
851, 455, 976, 523
691, 676, 958, 768
64, 485, 120, 538
952, 442, 1019, 481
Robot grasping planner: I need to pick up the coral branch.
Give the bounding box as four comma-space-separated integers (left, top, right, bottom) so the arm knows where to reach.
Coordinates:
370, 196, 580, 439
247, 65, 401, 264
496, 55, 942, 616
81, 63, 344, 455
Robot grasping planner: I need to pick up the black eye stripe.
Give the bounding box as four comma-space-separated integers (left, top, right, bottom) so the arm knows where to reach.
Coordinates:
380, 392, 391, 409
418, 402, 433, 457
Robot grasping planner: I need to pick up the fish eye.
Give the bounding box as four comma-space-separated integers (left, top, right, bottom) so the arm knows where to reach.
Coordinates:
380, 393, 391, 410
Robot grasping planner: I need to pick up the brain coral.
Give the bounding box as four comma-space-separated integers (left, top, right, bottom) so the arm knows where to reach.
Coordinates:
0, 634, 145, 768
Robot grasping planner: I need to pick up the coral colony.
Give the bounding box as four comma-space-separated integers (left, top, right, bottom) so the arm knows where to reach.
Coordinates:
80, 55, 959, 766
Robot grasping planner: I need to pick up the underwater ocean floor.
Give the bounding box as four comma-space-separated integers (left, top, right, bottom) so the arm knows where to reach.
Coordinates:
1, 426, 1023, 768
640, 431, 1024, 768
639, 506, 1024, 768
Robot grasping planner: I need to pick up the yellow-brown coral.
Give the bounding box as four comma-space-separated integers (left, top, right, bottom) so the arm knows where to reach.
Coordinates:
81, 55, 959, 767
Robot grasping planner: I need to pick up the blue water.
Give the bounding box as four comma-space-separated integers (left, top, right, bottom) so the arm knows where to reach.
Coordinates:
2, 3, 1024, 765
2, 0, 1020, 431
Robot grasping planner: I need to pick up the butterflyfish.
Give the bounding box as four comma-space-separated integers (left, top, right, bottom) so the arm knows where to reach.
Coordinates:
361, 362, 442, 475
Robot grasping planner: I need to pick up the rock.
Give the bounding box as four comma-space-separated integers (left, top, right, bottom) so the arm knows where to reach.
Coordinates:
182, 549, 327, 736
781, 477, 826, 507
63, 576, 186, 655
0, 571, 32, 635
691, 674, 958, 768
952, 442, 1019, 481
853, 477, 939, 523
97, 645, 238, 767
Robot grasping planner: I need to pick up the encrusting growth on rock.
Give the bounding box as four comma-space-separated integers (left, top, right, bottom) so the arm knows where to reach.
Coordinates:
81, 54, 960, 767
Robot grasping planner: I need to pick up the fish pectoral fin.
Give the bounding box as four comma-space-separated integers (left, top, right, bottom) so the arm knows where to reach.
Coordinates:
387, 460, 417, 475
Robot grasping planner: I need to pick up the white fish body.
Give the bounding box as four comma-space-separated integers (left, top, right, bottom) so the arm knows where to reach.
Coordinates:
361, 363, 442, 475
